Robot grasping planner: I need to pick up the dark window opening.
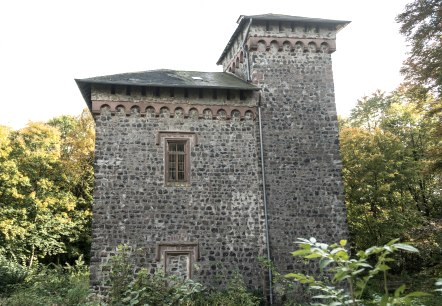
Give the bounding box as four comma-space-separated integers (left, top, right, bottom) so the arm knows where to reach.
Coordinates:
141, 87, 146, 96
278, 21, 283, 32
111, 85, 116, 94
198, 89, 203, 99
154, 87, 160, 97
291, 22, 295, 32
126, 86, 131, 96
166, 140, 189, 184
266, 21, 270, 31
240, 90, 246, 101
170, 88, 175, 97
226, 90, 231, 100
212, 89, 217, 100
184, 89, 189, 98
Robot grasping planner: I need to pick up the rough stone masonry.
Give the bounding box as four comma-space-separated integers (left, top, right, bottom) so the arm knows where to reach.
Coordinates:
76, 13, 349, 300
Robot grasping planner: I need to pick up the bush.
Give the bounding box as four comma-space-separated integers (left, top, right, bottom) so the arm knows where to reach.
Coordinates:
105, 244, 261, 306
285, 238, 433, 306
200, 272, 261, 306
0, 254, 29, 295
2, 256, 91, 306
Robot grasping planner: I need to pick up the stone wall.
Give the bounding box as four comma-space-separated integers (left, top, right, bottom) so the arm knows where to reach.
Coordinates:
251, 47, 348, 277
219, 20, 348, 281
90, 90, 265, 291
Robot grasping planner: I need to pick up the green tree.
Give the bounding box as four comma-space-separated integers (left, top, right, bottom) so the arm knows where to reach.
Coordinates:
47, 110, 95, 263
340, 90, 442, 257
396, 0, 442, 172
0, 111, 95, 266
396, 0, 442, 96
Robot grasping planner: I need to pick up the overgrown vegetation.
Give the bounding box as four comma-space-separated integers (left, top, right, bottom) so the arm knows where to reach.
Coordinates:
285, 238, 433, 305
0, 245, 262, 306
105, 244, 261, 306
0, 256, 90, 306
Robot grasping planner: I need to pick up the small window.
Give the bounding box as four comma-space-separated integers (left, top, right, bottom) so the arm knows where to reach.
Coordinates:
240, 90, 246, 101
165, 140, 189, 185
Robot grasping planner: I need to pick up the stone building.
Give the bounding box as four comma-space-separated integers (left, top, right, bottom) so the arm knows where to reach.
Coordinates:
76, 14, 349, 300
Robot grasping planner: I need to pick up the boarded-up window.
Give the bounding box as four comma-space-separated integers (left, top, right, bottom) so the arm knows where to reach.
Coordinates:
165, 253, 190, 280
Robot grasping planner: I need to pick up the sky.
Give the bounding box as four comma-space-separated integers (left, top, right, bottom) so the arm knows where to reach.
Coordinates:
0, 0, 410, 129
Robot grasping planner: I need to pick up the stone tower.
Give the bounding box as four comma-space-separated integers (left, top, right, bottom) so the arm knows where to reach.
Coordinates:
217, 14, 349, 285
76, 14, 349, 300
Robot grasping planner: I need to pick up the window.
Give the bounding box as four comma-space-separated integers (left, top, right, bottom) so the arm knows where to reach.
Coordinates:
157, 132, 197, 186
165, 140, 189, 185
156, 242, 199, 279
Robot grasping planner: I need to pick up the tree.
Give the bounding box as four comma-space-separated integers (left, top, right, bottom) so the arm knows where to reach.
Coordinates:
396, 0, 442, 97
397, 0, 442, 173
0, 111, 95, 266
340, 90, 442, 258
48, 110, 95, 263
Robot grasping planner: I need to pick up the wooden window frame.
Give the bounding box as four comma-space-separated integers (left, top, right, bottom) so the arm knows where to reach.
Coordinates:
165, 139, 190, 186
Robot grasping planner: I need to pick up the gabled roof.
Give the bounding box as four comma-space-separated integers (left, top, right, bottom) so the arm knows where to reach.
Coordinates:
216, 14, 350, 65
76, 69, 259, 110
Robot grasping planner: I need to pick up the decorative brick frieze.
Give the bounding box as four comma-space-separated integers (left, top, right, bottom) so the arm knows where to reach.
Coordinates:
246, 37, 335, 53
224, 37, 335, 74
92, 100, 256, 120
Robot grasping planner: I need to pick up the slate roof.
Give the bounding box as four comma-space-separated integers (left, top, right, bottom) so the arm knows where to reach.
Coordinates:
76, 69, 258, 110
216, 14, 350, 65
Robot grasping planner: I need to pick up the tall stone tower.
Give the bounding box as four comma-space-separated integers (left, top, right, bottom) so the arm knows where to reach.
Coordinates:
76, 13, 349, 301
218, 13, 349, 283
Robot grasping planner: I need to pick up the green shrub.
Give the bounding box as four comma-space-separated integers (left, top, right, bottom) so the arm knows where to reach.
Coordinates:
0, 254, 28, 295
285, 238, 432, 306
200, 273, 261, 306
2, 256, 91, 306
105, 244, 261, 306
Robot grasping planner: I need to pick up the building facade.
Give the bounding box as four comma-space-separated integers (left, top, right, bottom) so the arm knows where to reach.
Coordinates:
76, 14, 349, 298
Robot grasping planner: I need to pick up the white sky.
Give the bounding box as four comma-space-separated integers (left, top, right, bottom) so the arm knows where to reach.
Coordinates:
0, 0, 410, 129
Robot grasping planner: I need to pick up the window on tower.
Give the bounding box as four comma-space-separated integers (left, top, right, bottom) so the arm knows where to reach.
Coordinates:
165, 140, 190, 185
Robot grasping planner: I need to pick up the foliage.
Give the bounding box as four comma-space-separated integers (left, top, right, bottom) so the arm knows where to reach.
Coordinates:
435, 278, 442, 293
0, 111, 94, 266
396, 0, 442, 97
105, 244, 261, 306
396, 0, 442, 173
198, 272, 261, 306
285, 238, 432, 306
339, 89, 442, 270
0, 253, 29, 295
1, 256, 91, 306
